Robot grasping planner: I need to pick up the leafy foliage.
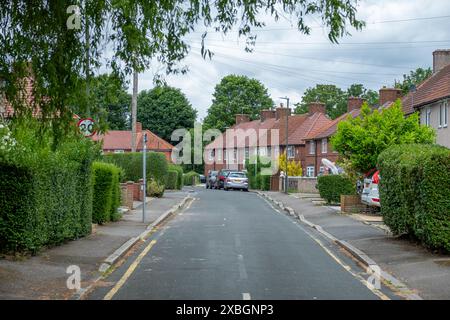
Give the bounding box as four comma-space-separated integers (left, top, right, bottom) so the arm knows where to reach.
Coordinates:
168, 164, 183, 190
278, 153, 302, 176
91, 162, 122, 224
317, 175, 355, 204
294, 84, 378, 119
147, 178, 165, 198
394, 68, 432, 96
166, 170, 179, 190
0, 118, 99, 253
331, 101, 435, 174
102, 152, 168, 185
378, 144, 450, 252
137, 86, 197, 142
0, 1, 364, 136
203, 75, 274, 132
245, 155, 272, 190
184, 171, 200, 186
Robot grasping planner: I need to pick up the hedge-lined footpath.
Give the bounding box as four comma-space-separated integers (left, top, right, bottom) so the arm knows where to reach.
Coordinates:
184, 171, 199, 186
103, 152, 168, 185
317, 175, 355, 204
92, 162, 122, 224
378, 144, 450, 252
0, 119, 99, 253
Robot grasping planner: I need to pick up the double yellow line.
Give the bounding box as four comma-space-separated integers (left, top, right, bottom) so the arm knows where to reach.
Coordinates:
103, 240, 157, 300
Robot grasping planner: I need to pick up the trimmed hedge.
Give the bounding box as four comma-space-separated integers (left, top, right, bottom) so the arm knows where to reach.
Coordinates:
92, 162, 122, 224
246, 156, 271, 190
168, 164, 183, 189
165, 170, 179, 190
378, 144, 450, 251
317, 175, 355, 204
147, 179, 165, 198
184, 171, 200, 186
0, 121, 98, 253
259, 174, 271, 191
103, 152, 168, 185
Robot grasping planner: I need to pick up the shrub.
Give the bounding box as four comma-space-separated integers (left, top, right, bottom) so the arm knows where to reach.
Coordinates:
246, 155, 271, 190
0, 119, 98, 253
378, 144, 450, 251
168, 164, 183, 189
184, 171, 199, 186
165, 170, 179, 190
92, 162, 122, 224
317, 175, 355, 204
103, 152, 168, 185
259, 174, 271, 191
147, 178, 165, 198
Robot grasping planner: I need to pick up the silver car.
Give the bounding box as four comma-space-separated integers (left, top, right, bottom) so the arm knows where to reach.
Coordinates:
361, 170, 380, 207
224, 172, 249, 191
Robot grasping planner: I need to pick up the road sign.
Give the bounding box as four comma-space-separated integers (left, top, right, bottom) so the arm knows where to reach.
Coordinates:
77, 118, 96, 137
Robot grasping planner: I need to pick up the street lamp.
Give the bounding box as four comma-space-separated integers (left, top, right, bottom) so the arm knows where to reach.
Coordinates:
142, 133, 147, 223
279, 96, 289, 194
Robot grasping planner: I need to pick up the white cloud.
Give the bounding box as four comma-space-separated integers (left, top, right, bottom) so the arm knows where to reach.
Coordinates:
128, 0, 450, 120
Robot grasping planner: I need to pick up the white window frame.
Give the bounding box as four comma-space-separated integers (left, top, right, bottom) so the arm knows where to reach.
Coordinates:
233, 148, 238, 161
114, 149, 125, 153
321, 138, 327, 154
208, 149, 214, 161
445, 100, 449, 128
441, 100, 448, 128
309, 141, 316, 155
244, 147, 249, 159
306, 166, 315, 177
217, 149, 222, 161
425, 107, 432, 127
259, 146, 267, 157
287, 146, 295, 159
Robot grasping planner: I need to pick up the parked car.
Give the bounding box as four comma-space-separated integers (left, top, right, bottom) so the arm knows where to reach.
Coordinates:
224, 171, 249, 191
199, 174, 206, 184
206, 171, 218, 189
361, 170, 380, 207
215, 169, 233, 189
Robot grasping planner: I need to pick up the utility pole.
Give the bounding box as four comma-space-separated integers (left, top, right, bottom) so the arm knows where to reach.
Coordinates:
131, 70, 138, 152
85, 1, 90, 116
142, 133, 147, 223
280, 97, 289, 194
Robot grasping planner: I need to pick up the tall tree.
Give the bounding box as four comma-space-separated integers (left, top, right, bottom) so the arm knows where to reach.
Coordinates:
331, 101, 435, 175
137, 86, 197, 142
0, 1, 364, 137
394, 67, 433, 96
294, 84, 347, 119
203, 75, 274, 132
346, 83, 379, 106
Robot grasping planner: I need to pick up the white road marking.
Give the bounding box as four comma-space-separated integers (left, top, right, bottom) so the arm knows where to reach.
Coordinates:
237, 254, 248, 280
242, 293, 251, 300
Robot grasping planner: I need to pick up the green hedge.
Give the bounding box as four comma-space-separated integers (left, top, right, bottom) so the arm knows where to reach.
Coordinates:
317, 175, 355, 204
184, 171, 200, 186
165, 170, 179, 190
246, 155, 271, 190
168, 164, 183, 189
0, 120, 98, 253
259, 174, 271, 191
147, 179, 165, 198
378, 144, 450, 251
103, 152, 168, 185
92, 162, 122, 224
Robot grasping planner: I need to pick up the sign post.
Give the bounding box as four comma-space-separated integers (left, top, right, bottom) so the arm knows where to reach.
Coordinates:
142, 133, 147, 223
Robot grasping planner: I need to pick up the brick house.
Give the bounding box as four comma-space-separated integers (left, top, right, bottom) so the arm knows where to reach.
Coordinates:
204, 102, 332, 186
92, 122, 175, 162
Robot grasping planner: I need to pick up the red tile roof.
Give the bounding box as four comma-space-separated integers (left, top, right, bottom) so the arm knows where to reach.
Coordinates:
402, 64, 450, 114
92, 129, 174, 151
205, 112, 332, 149
0, 77, 42, 118
306, 108, 362, 140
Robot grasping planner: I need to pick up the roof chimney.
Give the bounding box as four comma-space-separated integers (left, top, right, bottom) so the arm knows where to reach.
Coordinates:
308, 102, 326, 115
379, 88, 402, 106
433, 49, 450, 73
276, 104, 291, 120
136, 122, 142, 133
260, 109, 276, 122
235, 114, 250, 125
347, 97, 364, 113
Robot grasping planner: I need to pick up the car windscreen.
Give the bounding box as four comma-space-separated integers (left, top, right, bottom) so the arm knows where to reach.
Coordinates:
228, 173, 246, 178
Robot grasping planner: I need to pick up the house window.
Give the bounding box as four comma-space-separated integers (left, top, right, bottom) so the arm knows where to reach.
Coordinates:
287, 146, 295, 159
425, 107, 432, 126
309, 141, 315, 155
267, 146, 272, 156
259, 147, 267, 156
223, 149, 227, 161
319, 166, 325, 175
321, 138, 327, 154
233, 148, 238, 161
114, 150, 125, 153
245, 147, 249, 159
217, 149, 222, 161
440, 100, 448, 128
306, 166, 315, 177
208, 149, 215, 161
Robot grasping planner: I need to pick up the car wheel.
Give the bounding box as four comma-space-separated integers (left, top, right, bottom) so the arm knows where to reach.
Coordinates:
244, 188, 249, 192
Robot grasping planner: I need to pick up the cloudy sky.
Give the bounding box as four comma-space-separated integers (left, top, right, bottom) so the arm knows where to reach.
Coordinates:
134, 0, 450, 121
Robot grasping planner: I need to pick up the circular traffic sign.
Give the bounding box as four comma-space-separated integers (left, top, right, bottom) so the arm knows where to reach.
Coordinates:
77, 118, 96, 137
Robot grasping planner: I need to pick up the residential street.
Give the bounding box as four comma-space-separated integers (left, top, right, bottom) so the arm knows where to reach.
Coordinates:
87, 187, 397, 300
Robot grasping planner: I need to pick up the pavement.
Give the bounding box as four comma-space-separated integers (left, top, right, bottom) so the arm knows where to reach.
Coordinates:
87, 187, 402, 300
0, 190, 188, 300
259, 191, 450, 300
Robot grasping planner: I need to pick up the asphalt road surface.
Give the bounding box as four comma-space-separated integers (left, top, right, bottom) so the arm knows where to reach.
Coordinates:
88, 187, 394, 300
